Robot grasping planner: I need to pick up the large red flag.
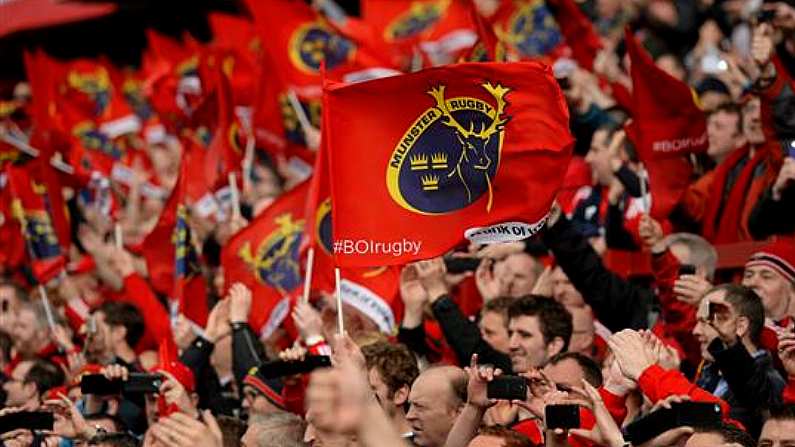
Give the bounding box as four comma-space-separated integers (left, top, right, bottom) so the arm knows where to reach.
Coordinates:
222, 181, 310, 336
491, 0, 601, 69
327, 62, 573, 267
625, 28, 706, 218
141, 154, 209, 326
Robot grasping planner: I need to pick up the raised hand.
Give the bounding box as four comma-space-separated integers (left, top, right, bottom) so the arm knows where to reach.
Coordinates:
227, 282, 252, 324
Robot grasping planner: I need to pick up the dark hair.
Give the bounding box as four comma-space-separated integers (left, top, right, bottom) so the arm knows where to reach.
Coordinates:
768, 404, 795, 421
547, 352, 603, 387
0, 279, 28, 303
362, 342, 419, 397
508, 296, 573, 352
0, 330, 13, 365
24, 359, 65, 396
693, 423, 755, 447
709, 284, 765, 344
85, 413, 127, 433
87, 432, 139, 447
217, 415, 247, 447
708, 102, 744, 135
476, 425, 534, 447
98, 302, 145, 348
482, 296, 515, 326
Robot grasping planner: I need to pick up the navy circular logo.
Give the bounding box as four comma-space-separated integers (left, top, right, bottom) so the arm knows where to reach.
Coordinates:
384, 1, 446, 41
289, 22, 355, 73
387, 82, 511, 215
315, 198, 333, 255
238, 213, 305, 293
498, 0, 562, 58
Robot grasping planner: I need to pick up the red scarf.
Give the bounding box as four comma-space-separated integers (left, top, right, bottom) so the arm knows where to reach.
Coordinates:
702, 145, 767, 243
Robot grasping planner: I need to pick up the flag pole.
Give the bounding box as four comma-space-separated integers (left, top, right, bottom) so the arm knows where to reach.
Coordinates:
242, 123, 255, 199
286, 90, 314, 141
639, 163, 650, 214
301, 247, 315, 305
335, 267, 344, 336
228, 172, 241, 221
114, 223, 123, 250
38, 285, 57, 331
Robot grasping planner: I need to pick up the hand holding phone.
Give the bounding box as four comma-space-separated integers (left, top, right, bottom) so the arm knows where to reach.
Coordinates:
486, 376, 527, 401
0, 411, 54, 434
545, 404, 580, 430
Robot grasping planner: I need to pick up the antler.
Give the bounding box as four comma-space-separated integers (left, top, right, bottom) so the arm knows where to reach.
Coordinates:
479, 82, 510, 138
427, 86, 471, 137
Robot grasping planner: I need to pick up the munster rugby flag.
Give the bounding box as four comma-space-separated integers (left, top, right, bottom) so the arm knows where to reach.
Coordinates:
142, 153, 209, 326
3, 164, 66, 283
625, 28, 706, 218
327, 62, 572, 267
222, 181, 309, 337
491, 0, 602, 70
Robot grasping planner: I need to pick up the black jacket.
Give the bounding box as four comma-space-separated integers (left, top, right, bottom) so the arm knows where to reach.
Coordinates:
541, 215, 653, 333
704, 338, 785, 437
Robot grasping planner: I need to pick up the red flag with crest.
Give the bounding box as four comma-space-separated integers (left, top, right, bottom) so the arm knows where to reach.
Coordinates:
3, 164, 66, 283
625, 28, 706, 218
491, 0, 601, 69
222, 181, 310, 336
141, 152, 209, 326
326, 62, 573, 267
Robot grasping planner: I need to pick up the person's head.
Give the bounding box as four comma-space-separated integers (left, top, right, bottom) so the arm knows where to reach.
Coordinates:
406, 366, 467, 447
242, 411, 306, 447
707, 103, 746, 163
585, 127, 617, 187
248, 150, 284, 203
95, 301, 145, 355
0, 330, 13, 370
550, 267, 585, 308
507, 296, 572, 373
709, 284, 765, 347
492, 254, 542, 298
692, 308, 721, 362
217, 415, 247, 447
742, 239, 795, 321
542, 352, 602, 391
242, 368, 286, 417
85, 414, 123, 431
655, 53, 686, 81
86, 433, 139, 447
0, 279, 25, 316
567, 305, 596, 357
467, 426, 534, 447
11, 299, 52, 356
695, 77, 731, 113
361, 341, 419, 421
741, 96, 765, 145
304, 403, 356, 447
479, 297, 514, 354
663, 233, 718, 281
3, 359, 64, 408
684, 423, 755, 447
760, 404, 795, 447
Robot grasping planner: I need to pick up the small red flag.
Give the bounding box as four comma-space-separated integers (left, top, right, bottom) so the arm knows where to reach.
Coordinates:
141, 154, 209, 326
222, 181, 310, 336
625, 28, 706, 218
326, 62, 573, 267
3, 164, 66, 283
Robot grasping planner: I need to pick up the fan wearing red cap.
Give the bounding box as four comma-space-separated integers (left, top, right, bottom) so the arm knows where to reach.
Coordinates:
743, 239, 795, 323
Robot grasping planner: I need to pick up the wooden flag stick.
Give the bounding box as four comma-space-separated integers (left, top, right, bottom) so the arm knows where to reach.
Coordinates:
228, 172, 241, 221
335, 267, 344, 336
639, 163, 650, 214
286, 90, 314, 138
242, 124, 255, 198
114, 223, 123, 250
302, 247, 315, 305
38, 285, 57, 331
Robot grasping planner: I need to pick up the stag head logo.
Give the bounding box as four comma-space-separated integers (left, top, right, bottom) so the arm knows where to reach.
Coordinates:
387, 81, 511, 215
237, 213, 304, 294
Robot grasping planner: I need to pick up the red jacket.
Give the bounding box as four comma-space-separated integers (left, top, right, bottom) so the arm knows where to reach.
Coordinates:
650, 249, 701, 367
119, 273, 173, 351
638, 364, 730, 417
